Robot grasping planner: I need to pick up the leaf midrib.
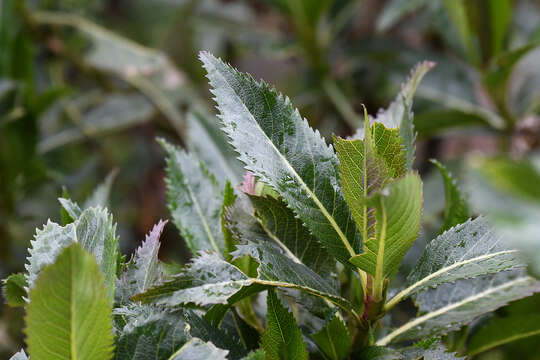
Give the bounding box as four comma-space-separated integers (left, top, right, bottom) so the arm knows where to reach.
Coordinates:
211, 66, 355, 258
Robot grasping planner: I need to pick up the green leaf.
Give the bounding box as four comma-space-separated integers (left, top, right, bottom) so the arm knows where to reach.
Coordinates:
467, 313, 540, 356
311, 313, 351, 360
117, 220, 166, 303
349, 173, 423, 296
385, 217, 524, 311
262, 289, 308, 360
376, 0, 429, 31
222, 181, 237, 261
25, 243, 114, 359
250, 195, 332, 275
355, 346, 403, 360
187, 111, 245, 186
241, 350, 265, 360
114, 306, 188, 360
400, 343, 464, 360
430, 160, 470, 233
371, 61, 435, 169
59, 197, 83, 221
161, 138, 225, 255
25, 207, 119, 301
377, 270, 540, 345
200, 51, 361, 266
169, 338, 228, 360
2, 273, 27, 307
84, 169, 118, 209
334, 123, 406, 244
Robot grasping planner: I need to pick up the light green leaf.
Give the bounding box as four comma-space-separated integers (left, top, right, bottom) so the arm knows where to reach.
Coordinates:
334, 122, 406, 245
84, 169, 118, 209
161, 139, 225, 255
25, 243, 114, 359
169, 338, 228, 360
200, 51, 361, 266
114, 306, 188, 360
2, 273, 27, 307
430, 160, 469, 233
377, 270, 540, 345
25, 207, 119, 300
241, 350, 265, 360
385, 217, 524, 311
349, 173, 423, 294
311, 313, 351, 360
467, 313, 540, 356
186, 111, 245, 186
262, 289, 308, 360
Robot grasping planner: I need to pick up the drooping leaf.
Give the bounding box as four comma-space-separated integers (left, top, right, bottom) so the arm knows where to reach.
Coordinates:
160, 138, 225, 255
114, 306, 188, 360
349, 173, 423, 285
25, 207, 119, 300
377, 270, 540, 345
250, 194, 332, 275
200, 51, 361, 266
400, 343, 465, 360
262, 289, 308, 360
117, 220, 167, 302
25, 243, 114, 359
334, 122, 406, 244
186, 111, 245, 186
466, 313, 540, 356
169, 338, 228, 360
385, 217, 524, 310
84, 169, 118, 209
2, 273, 27, 307
311, 313, 351, 360
430, 160, 470, 233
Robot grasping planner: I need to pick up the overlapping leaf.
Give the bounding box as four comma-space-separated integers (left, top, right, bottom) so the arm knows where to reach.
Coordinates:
377, 270, 540, 344
200, 51, 361, 265
2, 273, 27, 307
311, 313, 351, 360
170, 338, 228, 360
25, 243, 114, 359
161, 139, 225, 255
385, 217, 524, 309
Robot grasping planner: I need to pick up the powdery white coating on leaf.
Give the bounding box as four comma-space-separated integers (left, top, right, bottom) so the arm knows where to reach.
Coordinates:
170, 338, 229, 360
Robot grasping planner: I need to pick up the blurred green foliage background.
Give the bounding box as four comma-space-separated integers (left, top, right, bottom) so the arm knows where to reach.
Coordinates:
1, 0, 540, 357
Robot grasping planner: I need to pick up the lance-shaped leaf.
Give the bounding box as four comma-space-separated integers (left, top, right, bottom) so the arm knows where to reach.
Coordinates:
334, 122, 406, 243
117, 220, 167, 302
349, 173, 423, 286
311, 313, 351, 360
59, 197, 83, 221
377, 270, 540, 345
170, 338, 228, 360
250, 195, 332, 275
25, 207, 119, 300
114, 306, 188, 360
161, 139, 225, 255
431, 160, 470, 233
353, 61, 434, 169
385, 217, 524, 311
187, 111, 245, 186
84, 169, 118, 209
9, 350, 29, 360
2, 273, 27, 307
25, 243, 114, 359
200, 51, 361, 265
262, 289, 308, 360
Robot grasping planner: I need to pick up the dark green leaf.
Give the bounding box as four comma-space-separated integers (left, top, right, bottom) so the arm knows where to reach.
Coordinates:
311, 313, 351, 360
2, 273, 27, 307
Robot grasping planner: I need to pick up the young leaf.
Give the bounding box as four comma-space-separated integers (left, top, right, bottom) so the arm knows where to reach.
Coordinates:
241, 350, 265, 360
117, 220, 167, 302
349, 173, 422, 296
430, 160, 469, 233
262, 289, 308, 360
59, 197, 82, 223
334, 122, 406, 244
9, 350, 29, 360
161, 138, 225, 255
169, 338, 228, 360
466, 313, 540, 356
311, 313, 351, 360
377, 270, 540, 345
385, 217, 524, 310
114, 306, 188, 360
2, 273, 27, 307
399, 343, 465, 360
25, 243, 114, 359
200, 51, 361, 266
